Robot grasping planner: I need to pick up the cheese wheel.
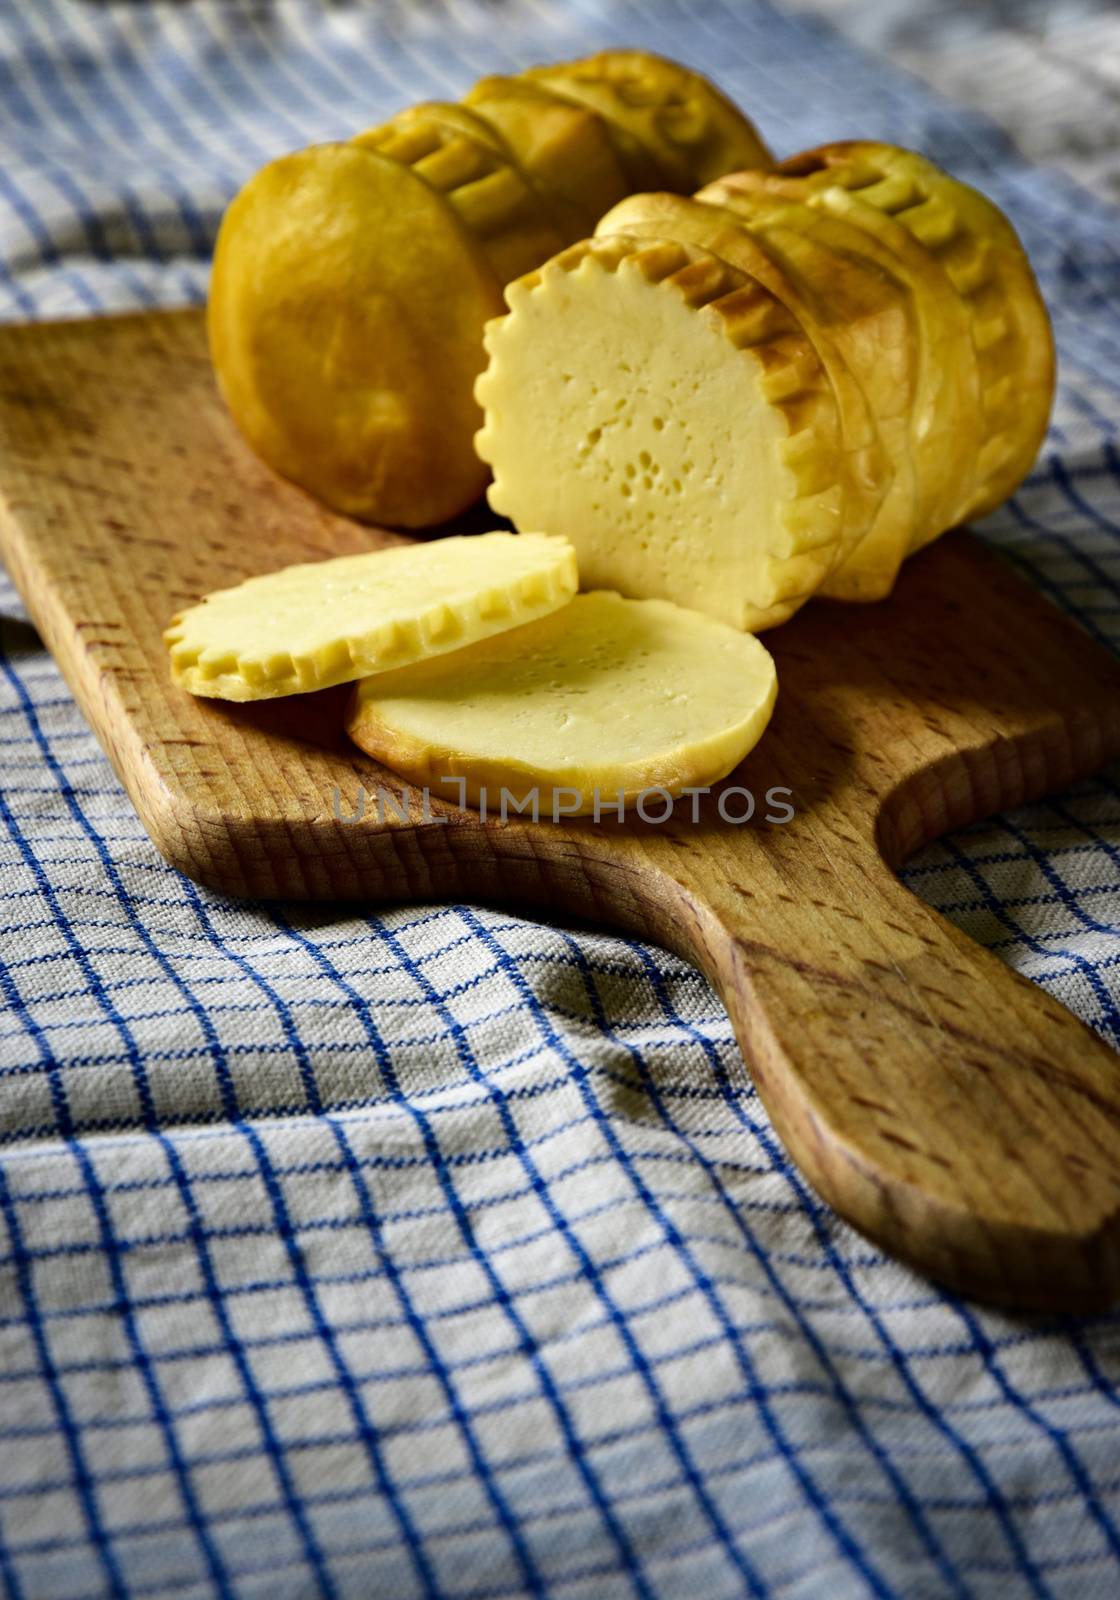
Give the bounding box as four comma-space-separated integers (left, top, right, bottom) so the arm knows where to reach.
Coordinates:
476, 234, 846, 633
346, 591, 778, 814
777, 142, 1055, 520
165, 533, 577, 702
208, 142, 506, 528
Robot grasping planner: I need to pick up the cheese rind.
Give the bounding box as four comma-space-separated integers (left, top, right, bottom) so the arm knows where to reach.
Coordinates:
351, 114, 566, 289
524, 50, 772, 191
464, 76, 631, 236
776, 141, 1054, 521
346, 590, 778, 813
697, 182, 920, 600
476, 234, 845, 632
704, 167, 984, 546
165, 533, 578, 702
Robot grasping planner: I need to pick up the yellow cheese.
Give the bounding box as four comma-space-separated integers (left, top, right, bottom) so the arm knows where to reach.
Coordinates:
595, 191, 892, 584
777, 142, 1054, 521
464, 76, 631, 236
207, 142, 506, 528
698, 182, 919, 600
523, 49, 772, 191
707, 167, 984, 547
803, 182, 983, 547
165, 533, 578, 702
475, 234, 845, 633
351, 114, 565, 289
346, 590, 778, 814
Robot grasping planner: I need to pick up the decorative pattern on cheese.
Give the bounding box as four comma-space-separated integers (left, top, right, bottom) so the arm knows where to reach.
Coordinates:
709, 168, 984, 551
464, 76, 631, 237
165, 533, 578, 702
524, 50, 772, 191
352, 113, 565, 288
695, 181, 921, 601
346, 590, 778, 814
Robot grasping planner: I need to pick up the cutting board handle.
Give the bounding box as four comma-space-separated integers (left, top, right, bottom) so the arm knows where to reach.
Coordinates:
660, 830, 1120, 1312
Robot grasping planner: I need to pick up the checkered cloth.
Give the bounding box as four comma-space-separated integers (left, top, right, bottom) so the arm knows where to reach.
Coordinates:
2, 3, 1120, 1597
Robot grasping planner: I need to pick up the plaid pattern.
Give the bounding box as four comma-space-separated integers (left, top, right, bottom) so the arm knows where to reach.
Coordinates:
1, 2, 1119, 1596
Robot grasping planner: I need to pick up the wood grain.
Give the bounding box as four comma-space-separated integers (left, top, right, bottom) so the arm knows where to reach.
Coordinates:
2, 308, 1120, 1310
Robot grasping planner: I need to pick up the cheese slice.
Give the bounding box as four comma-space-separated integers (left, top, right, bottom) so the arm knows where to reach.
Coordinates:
165, 533, 578, 702
476, 234, 846, 633
346, 590, 778, 814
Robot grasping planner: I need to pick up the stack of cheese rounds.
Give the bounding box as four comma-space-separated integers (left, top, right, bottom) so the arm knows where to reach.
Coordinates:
208, 50, 771, 529
477, 139, 1055, 625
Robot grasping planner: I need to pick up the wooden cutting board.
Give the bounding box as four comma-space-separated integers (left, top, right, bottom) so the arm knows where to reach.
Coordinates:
3, 308, 1120, 1312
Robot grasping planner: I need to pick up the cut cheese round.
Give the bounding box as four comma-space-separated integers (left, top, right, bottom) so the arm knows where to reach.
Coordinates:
346, 591, 778, 814
523, 49, 772, 191
596, 191, 891, 583
697, 181, 920, 601
165, 533, 578, 702
208, 142, 506, 528
777, 142, 1055, 521
476, 234, 846, 633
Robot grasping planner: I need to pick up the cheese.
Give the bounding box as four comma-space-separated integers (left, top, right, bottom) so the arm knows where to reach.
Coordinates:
346, 590, 778, 814
475, 234, 845, 633
351, 113, 565, 288
776, 141, 1054, 521
523, 49, 772, 191
801, 179, 982, 548
207, 142, 507, 529
596, 191, 892, 584
697, 182, 920, 600
165, 533, 578, 702
464, 76, 631, 236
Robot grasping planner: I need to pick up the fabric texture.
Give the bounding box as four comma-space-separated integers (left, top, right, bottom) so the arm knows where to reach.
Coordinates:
1, 2, 1120, 1597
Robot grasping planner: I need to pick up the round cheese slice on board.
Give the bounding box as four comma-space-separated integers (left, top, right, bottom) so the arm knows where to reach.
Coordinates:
346, 591, 778, 815
165, 533, 578, 702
